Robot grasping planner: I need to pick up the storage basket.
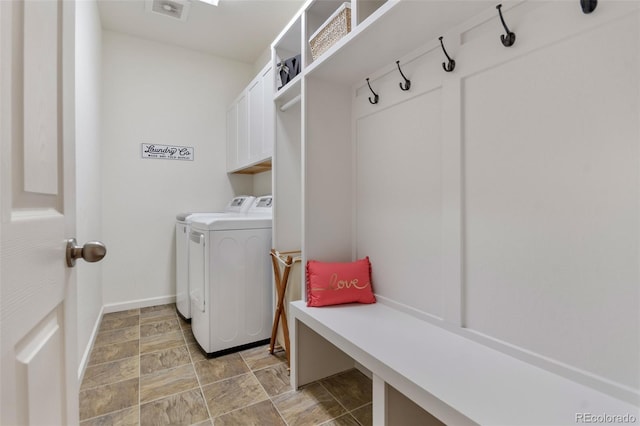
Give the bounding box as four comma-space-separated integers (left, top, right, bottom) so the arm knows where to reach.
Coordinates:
309, 3, 351, 61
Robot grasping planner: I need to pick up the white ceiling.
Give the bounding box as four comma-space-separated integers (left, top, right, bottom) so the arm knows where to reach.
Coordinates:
97, 0, 305, 64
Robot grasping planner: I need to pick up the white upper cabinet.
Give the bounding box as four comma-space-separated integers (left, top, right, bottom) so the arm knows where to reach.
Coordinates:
248, 65, 274, 163
226, 91, 248, 172
227, 63, 274, 174
225, 102, 238, 172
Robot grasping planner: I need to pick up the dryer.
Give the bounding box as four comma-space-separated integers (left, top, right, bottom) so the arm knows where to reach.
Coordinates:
175, 196, 255, 320
189, 195, 273, 356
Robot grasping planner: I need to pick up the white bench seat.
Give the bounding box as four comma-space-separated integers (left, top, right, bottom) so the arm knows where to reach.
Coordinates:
289, 300, 638, 425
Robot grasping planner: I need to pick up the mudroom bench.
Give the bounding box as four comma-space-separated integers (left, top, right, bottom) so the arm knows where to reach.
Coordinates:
289, 300, 637, 426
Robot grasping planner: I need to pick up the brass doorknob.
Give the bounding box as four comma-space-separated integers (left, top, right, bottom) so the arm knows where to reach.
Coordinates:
66, 238, 107, 267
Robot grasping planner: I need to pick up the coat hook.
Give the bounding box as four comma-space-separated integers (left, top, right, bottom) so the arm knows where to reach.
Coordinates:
439, 36, 455, 72
580, 0, 597, 14
366, 78, 379, 104
496, 4, 516, 47
396, 61, 411, 91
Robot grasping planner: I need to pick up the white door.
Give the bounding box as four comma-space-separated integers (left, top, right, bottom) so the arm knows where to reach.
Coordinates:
1, 1, 83, 424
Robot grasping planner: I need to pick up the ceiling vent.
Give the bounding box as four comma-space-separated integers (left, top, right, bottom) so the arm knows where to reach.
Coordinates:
145, 0, 191, 21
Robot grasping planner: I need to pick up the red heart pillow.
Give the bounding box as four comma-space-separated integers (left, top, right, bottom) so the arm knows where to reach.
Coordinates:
306, 257, 376, 307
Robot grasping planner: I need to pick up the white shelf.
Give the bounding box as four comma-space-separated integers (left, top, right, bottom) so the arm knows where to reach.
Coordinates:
274, 73, 302, 104
306, 0, 493, 85
273, 11, 302, 58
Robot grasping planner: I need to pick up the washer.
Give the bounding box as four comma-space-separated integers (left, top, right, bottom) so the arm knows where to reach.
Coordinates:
189, 195, 273, 356
175, 196, 255, 320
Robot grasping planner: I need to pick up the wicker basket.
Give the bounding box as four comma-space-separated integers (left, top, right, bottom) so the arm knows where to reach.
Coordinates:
309, 3, 351, 61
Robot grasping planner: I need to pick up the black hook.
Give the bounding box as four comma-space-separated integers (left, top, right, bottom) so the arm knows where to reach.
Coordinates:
496, 4, 516, 47
366, 78, 379, 104
396, 61, 411, 91
439, 36, 455, 72
580, 0, 597, 14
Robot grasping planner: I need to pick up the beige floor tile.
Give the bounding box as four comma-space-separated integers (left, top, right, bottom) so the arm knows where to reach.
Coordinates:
193, 353, 249, 385
88, 340, 139, 366
188, 343, 208, 362
140, 313, 178, 325
351, 403, 372, 426
202, 373, 268, 418
99, 315, 139, 332
182, 328, 198, 345
102, 309, 139, 321
81, 356, 139, 390
79, 378, 139, 421
140, 303, 175, 313
253, 362, 291, 397
214, 400, 286, 426
79, 406, 138, 426
141, 346, 191, 375
80, 304, 377, 426
272, 383, 346, 426
240, 344, 286, 371
140, 388, 209, 426
140, 305, 177, 323
321, 414, 361, 426
140, 363, 199, 403
140, 318, 181, 338
94, 326, 139, 348
178, 317, 191, 329
140, 330, 185, 354
320, 369, 372, 411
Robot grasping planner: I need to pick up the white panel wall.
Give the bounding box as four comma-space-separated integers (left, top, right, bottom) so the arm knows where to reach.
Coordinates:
351, 3, 639, 398
101, 32, 252, 307
356, 90, 443, 319
75, 0, 103, 373
304, 77, 352, 263
462, 12, 639, 390
274, 104, 302, 252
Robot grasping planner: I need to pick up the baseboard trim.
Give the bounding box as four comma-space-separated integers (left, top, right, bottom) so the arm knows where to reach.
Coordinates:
103, 295, 177, 314
77, 304, 104, 383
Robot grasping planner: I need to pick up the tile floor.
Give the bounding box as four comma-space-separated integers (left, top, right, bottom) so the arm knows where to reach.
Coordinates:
79, 304, 373, 426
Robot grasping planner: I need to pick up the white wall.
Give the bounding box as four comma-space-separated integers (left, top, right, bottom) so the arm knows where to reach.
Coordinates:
75, 0, 103, 375
101, 31, 253, 308
253, 46, 271, 76
253, 170, 272, 196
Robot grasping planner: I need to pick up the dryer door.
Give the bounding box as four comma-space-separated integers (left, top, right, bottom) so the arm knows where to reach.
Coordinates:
189, 230, 206, 313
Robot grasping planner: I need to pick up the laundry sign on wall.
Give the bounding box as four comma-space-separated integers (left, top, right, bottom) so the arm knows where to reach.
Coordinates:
141, 143, 194, 161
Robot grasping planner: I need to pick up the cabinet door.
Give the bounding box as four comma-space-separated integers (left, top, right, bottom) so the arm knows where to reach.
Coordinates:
248, 74, 265, 163
260, 65, 274, 160
248, 65, 275, 164
228, 64, 274, 172
226, 103, 238, 172
236, 92, 249, 167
